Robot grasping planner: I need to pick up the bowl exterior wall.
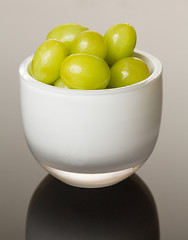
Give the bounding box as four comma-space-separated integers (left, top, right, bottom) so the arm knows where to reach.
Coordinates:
20, 73, 162, 173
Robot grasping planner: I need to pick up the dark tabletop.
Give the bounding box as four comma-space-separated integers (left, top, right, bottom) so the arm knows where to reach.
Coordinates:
1, 0, 188, 239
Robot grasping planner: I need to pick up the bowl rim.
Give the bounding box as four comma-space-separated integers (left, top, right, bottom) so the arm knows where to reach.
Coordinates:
19, 49, 162, 95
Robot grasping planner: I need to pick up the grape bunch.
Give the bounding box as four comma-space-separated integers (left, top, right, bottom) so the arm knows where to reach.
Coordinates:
30, 23, 150, 90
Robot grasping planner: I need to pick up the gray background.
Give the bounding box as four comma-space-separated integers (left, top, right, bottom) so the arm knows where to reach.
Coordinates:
0, 0, 188, 239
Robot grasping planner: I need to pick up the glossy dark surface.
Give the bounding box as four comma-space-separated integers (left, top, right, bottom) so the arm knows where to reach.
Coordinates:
26, 175, 159, 240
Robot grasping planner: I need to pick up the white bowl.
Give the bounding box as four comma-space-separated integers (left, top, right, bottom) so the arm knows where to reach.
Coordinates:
19, 49, 162, 188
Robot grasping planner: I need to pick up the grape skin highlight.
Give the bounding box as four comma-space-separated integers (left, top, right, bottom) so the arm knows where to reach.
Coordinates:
104, 23, 137, 66
108, 57, 150, 88
47, 23, 88, 54
60, 54, 110, 90
31, 39, 67, 85
71, 30, 107, 59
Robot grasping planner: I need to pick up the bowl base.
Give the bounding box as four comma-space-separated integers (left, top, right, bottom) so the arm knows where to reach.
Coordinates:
41, 163, 142, 188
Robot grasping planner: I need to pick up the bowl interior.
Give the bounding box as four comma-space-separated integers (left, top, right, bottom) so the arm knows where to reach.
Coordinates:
19, 49, 162, 95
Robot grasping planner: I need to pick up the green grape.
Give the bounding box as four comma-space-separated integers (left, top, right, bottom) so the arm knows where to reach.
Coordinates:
108, 57, 150, 88
31, 39, 67, 85
71, 30, 107, 59
104, 23, 137, 66
46, 23, 88, 54
60, 54, 110, 90
54, 77, 69, 89
27, 62, 33, 76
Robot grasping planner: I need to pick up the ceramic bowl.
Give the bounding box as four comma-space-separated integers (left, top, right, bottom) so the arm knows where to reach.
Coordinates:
19, 49, 162, 188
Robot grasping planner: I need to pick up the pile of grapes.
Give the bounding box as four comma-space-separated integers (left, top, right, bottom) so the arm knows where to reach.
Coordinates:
29, 23, 150, 90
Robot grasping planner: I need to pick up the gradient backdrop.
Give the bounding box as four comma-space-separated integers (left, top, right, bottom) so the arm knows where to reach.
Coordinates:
0, 0, 188, 239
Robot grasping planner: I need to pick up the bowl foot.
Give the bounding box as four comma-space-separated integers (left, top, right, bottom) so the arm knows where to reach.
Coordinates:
41, 163, 142, 188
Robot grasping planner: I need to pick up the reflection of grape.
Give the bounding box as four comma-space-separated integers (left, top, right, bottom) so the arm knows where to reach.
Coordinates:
31, 40, 67, 84
54, 78, 69, 89
104, 23, 137, 66
71, 30, 107, 59
46, 23, 88, 54
108, 57, 150, 88
60, 54, 110, 90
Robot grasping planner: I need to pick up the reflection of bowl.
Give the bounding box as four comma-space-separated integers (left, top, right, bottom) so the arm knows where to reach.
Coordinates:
26, 174, 160, 239
19, 49, 162, 188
